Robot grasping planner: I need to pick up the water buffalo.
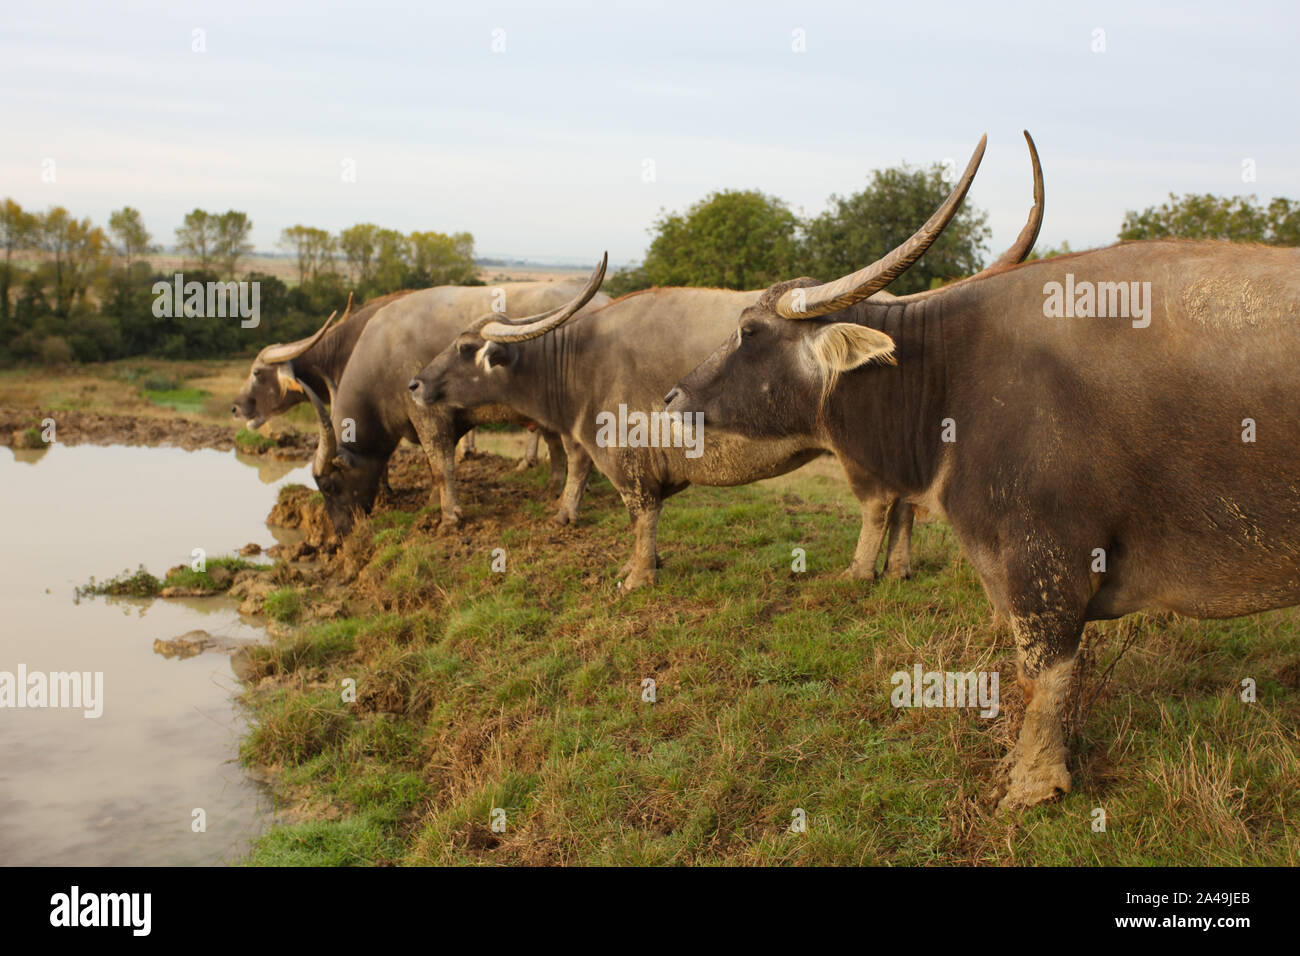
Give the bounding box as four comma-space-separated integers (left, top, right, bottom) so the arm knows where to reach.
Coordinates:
664, 135, 1300, 811
409, 134, 1043, 588
231, 290, 412, 431
232, 289, 514, 470
303, 276, 611, 537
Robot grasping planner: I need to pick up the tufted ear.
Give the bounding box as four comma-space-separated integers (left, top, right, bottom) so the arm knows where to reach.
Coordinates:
277, 361, 305, 394
808, 323, 896, 373
806, 322, 897, 410
474, 341, 512, 371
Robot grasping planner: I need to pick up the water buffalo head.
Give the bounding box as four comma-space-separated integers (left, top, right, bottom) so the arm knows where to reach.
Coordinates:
408, 254, 608, 410
665, 135, 988, 438
298, 371, 384, 538
230, 298, 348, 429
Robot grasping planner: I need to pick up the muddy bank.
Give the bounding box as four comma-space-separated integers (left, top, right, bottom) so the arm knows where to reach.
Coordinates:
0, 405, 315, 458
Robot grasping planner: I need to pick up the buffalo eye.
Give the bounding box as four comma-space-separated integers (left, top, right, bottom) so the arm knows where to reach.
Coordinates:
459, 342, 477, 359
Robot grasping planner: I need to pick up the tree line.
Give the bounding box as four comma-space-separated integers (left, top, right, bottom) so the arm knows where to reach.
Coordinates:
0, 200, 478, 366
605, 173, 1300, 297
2, 173, 1296, 367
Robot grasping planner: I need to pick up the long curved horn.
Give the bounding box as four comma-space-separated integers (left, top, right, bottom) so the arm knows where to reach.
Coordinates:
481, 253, 607, 343
777, 135, 987, 319
886, 131, 1044, 305
256, 307, 340, 365
299, 377, 338, 476
986, 130, 1043, 269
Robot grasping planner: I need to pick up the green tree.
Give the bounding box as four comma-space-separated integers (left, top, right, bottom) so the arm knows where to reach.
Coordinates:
641, 190, 801, 290
371, 228, 410, 293
801, 162, 991, 295
107, 206, 156, 269
214, 210, 254, 276
339, 223, 381, 285
278, 225, 337, 285
175, 209, 217, 269
408, 230, 476, 286
1119, 193, 1271, 243
37, 207, 108, 317
1, 198, 38, 324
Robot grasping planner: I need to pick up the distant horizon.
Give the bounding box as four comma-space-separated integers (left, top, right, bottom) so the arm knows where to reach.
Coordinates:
4, 0, 1297, 266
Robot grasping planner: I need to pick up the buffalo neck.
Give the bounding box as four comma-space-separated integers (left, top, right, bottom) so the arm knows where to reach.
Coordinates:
521, 320, 583, 432
825, 293, 953, 497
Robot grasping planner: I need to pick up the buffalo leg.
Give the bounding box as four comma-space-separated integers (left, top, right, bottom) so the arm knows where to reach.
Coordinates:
540, 429, 567, 498
880, 500, 915, 579
994, 548, 1088, 811
552, 438, 592, 526
457, 427, 477, 460
515, 429, 541, 471
616, 494, 662, 591
412, 409, 462, 530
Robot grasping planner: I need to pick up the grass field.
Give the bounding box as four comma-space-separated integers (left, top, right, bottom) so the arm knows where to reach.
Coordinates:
237, 450, 1300, 866
9, 360, 1297, 865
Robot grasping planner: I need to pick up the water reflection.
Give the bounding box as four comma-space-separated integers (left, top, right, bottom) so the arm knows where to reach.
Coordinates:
0, 443, 311, 865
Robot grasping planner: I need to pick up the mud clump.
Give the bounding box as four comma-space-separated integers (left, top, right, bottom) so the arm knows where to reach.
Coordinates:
267, 486, 336, 554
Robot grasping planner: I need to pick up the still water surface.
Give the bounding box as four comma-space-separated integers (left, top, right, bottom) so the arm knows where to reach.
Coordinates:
0, 443, 310, 865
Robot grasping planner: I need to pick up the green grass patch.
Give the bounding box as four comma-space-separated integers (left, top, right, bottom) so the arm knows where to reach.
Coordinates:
238, 458, 1300, 867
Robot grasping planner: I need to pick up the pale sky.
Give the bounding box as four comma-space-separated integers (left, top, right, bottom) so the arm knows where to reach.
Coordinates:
3, 0, 1297, 265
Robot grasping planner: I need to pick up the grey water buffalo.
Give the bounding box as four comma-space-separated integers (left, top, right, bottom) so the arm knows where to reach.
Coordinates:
232, 289, 512, 468
408, 133, 1044, 588
303, 276, 611, 537
664, 135, 1300, 811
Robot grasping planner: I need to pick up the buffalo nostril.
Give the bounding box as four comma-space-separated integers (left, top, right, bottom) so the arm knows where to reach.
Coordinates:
663, 388, 680, 405
408, 379, 421, 393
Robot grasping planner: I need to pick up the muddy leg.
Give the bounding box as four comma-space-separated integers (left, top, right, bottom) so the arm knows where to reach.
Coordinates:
995, 557, 1087, 811
413, 409, 462, 531
616, 495, 662, 592
841, 492, 892, 581
457, 428, 477, 461
540, 430, 567, 498
552, 438, 591, 525
375, 463, 395, 506
516, 429, 541, 472
880, 499, 915, 580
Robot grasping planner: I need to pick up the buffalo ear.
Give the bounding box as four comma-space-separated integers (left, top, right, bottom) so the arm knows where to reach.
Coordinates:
475, 341, 513, 371
276, 362, 305, 394
809, 322, 897, 374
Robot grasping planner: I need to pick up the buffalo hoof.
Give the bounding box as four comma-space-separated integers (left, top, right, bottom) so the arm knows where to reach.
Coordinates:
839, 565, 878, 582
617, 568, 656, 592
515, 458, 537, 472
437, 508, 464, 533
995, 755, 1071, 812
882, 565, 912, 581
551, 508, 577, 526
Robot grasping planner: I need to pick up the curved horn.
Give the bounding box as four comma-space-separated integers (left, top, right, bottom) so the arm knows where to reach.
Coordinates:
299, 376, 338, 476
777, 134, 987, 319
481, 253, 607, 343
887, 131, 1044, 304
986, 130, 1043, 269
256, 307, 340, 365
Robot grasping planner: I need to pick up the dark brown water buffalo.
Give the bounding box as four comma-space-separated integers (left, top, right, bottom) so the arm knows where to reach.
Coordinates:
303, 276, 611, 536
409, 134, 1043, 588
232, 289, 521, 468
231, 291, 412, 431
664, 137, 1300, 810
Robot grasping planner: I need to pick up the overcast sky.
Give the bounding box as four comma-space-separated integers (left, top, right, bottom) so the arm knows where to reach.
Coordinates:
3, 0, 1297, 265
